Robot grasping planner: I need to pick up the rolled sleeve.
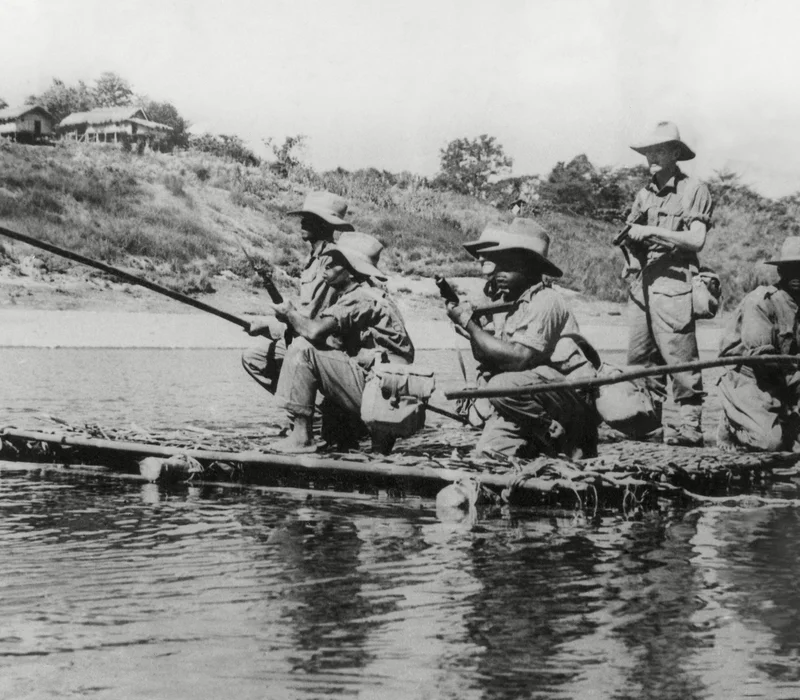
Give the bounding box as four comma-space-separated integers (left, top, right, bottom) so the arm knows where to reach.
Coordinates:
321, 296, 368, 336
682, 181, 714, 229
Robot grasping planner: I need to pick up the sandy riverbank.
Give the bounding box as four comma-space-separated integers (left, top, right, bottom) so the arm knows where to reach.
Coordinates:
0, 309, 724, 352
0, 271, 724, 351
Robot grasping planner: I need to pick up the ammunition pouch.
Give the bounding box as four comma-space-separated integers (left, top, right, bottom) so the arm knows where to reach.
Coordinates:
692, 266, 722, 320
361, 363, 436, 438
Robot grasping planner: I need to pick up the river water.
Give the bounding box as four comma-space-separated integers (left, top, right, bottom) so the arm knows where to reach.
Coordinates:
2, 348, 800, 699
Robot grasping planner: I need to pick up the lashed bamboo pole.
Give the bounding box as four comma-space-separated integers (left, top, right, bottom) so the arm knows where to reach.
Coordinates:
445, 355, 800, 400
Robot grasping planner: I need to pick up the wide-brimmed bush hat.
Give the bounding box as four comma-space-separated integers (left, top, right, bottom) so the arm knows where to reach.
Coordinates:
765, 236, 800, 266
630, 121, 695, 161
478, 218, 563, 278
463, 223, 507, 258
287, 190, 355, 229
321, 231, 387, 280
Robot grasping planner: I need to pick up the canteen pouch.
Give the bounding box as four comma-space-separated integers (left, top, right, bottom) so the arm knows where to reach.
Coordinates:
595, 363, 660, 438
692, 267, 722, 320
361, 363, 435, 438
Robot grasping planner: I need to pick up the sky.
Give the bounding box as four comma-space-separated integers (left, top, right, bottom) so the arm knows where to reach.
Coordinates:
3, 0, 800, 197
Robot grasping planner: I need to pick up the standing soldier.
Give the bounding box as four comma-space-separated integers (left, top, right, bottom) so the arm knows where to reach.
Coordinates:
621, 122, 714, 446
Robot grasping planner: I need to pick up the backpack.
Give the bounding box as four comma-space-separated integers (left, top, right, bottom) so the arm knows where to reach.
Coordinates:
595, 363, 660, 438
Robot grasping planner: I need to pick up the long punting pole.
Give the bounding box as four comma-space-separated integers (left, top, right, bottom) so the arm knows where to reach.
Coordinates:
0, 225, 251, 329
445, 355, 800, 400
0, 226, 468, 422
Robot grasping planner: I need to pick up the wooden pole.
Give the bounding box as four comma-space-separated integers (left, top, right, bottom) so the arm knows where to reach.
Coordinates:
0, 225, 252, 330
444, 355, 800, 400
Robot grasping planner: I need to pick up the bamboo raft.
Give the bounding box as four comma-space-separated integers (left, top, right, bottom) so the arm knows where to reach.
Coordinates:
3, 419, 800, 516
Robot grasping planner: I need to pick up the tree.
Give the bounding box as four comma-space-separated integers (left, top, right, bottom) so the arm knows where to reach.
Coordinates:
263, 134, 307, 177
0, 97, 7, 110
434, 134, 513, 197
93, 71, 133, 108
143, 100, 191, 151
189, 133, 260, 166
26, 78, 96, 125
538, 154, 601, 215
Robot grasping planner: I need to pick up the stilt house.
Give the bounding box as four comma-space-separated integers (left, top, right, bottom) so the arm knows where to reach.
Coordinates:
58, 106, 172, 145
0, 105, 55, 143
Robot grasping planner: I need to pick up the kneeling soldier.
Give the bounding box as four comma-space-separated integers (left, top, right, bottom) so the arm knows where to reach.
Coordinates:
446, 222, 598, 459
264, 232, 415, 453
717, 237, 800, 451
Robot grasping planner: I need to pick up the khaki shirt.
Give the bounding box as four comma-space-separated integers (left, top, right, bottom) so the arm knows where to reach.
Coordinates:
500, 283, 589, 374
719, 285, 800, 358
299, 240, 338, 319
321, 283, 415, 365
627, 168, 714, 266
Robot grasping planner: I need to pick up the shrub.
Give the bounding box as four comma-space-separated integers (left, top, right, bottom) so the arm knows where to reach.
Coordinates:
163, 173, 186, 197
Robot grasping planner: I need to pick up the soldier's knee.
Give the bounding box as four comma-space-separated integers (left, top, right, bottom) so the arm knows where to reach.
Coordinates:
241, 347, 259, 368
283, 337, 316, 368
749, 426, 783, 452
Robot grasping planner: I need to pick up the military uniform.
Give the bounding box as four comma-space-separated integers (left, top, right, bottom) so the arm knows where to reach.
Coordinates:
242, 240, 337, 393
626, 169, 714, 405
718, 285, 800, 451
475, 283, 597, 458
276, 283, 414, 419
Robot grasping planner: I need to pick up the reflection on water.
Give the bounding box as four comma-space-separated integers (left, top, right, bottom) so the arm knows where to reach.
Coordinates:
0, 348, 798, 698
2, 472, 800, 699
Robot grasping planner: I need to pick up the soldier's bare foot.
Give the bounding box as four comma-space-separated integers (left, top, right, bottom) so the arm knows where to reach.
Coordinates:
271, 436, 318, 454
715, 418, 739, 453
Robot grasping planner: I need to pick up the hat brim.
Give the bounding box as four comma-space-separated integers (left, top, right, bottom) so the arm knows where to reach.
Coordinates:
630, 140, 695, 161
463, 240, 498, 258
286, 208, 354, 229
764, 258, 800, 266
321, 248, 387, 281
479, 244, 563, 278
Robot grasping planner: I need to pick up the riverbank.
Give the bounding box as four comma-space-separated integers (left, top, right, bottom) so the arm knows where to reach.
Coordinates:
0, 271, 724, 350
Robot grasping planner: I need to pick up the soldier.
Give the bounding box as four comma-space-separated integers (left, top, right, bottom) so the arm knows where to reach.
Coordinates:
268, 232, 414, 453
622, 122, 714, 446
717, 237, 800, 452
243, 190, 354, 393
446, 223, 597, 459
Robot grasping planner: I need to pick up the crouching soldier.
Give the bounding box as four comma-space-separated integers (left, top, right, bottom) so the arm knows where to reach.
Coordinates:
263, 232, 415, 453
717, 237, 800, 451
242, 190, 353, 393
446, 223, 598, 459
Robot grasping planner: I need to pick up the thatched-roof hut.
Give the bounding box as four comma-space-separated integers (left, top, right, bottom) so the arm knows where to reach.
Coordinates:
59, 106, 172, 144
0, 105, 54, 143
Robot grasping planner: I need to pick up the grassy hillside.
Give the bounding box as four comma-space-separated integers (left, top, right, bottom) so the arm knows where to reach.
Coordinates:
0, 139, 793, 309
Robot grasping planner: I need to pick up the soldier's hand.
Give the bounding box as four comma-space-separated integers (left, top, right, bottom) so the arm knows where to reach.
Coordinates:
626, 224, 650, 242
446, 302, 475, 329
248, 317, 275, 337
268, 300, 293, 321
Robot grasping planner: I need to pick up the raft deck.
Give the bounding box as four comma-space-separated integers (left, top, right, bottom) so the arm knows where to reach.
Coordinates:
3, 420, 800, 515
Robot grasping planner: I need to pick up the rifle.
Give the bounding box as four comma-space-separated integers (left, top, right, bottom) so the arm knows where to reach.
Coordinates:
236, 238, 295, 343
435, 275, 460, 305
236, 239, 284, 304
436, 275, 516, 318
